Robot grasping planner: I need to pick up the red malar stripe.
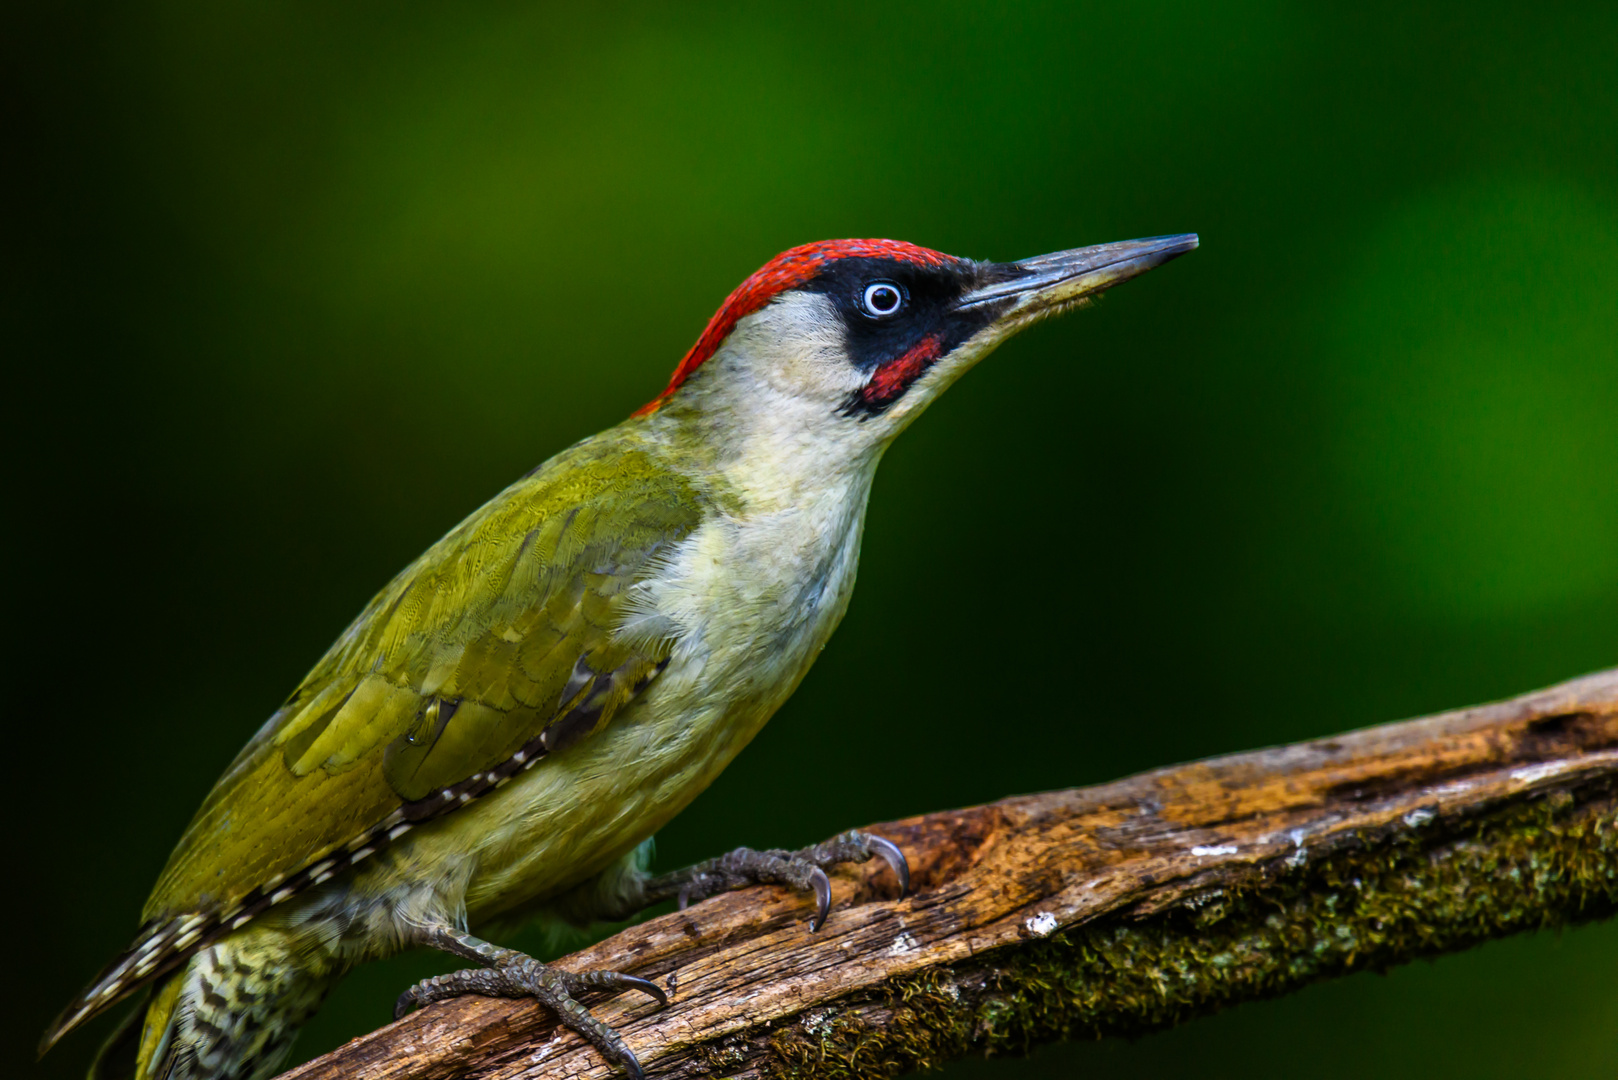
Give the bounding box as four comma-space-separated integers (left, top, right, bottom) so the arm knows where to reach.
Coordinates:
861, 333, 943, 409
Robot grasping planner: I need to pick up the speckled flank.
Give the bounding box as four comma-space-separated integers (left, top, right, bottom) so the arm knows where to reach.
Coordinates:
133, 932, 335, 1080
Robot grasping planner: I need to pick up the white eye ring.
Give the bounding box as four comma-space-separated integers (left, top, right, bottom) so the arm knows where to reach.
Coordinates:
861, 281, 904, 318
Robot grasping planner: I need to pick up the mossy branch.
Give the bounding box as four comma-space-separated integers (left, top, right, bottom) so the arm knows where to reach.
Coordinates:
281, 669, 1618, 1080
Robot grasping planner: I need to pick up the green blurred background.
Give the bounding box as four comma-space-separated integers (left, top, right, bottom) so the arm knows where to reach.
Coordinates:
8, 2, 1618, 1076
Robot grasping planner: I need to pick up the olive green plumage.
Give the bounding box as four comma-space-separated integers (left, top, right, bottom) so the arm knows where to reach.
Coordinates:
149, 438, 706, 926
48, 432, 714, 1060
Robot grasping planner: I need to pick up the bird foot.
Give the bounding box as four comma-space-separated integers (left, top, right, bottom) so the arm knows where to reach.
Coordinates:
396, 935, 666, 1080
651, 829, 910, 931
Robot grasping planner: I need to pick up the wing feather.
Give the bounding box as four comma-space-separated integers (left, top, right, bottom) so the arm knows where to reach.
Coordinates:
44, 441, 705, 1050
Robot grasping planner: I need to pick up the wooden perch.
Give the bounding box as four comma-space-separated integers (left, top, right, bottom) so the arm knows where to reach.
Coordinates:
282, 669, 1618, 1080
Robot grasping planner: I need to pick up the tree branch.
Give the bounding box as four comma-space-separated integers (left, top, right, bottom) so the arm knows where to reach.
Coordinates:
281, 669, 1618, 1080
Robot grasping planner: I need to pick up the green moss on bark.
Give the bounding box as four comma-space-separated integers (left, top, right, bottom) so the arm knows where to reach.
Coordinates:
763, 791, 1618, 1079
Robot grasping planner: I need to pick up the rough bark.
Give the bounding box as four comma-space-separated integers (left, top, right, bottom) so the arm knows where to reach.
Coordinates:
280, 668, 1618, 1080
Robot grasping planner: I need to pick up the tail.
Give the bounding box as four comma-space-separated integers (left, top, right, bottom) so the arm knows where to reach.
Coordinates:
87, 933, 334, 1080
42, 913, 209, 1057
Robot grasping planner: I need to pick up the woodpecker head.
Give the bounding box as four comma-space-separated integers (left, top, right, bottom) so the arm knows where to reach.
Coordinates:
638, 234, 1196, 465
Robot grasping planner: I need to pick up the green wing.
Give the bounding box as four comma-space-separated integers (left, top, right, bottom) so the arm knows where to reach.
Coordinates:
44, 439, 709, 1051
148, 441, 703, 923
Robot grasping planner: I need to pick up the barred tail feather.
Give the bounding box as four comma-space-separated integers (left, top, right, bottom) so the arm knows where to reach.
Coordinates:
43, 806, 421, 1057
39, 913, 206, 1056
48, 921, 335, 1080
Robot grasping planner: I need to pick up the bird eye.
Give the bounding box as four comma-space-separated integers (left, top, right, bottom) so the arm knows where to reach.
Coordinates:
861, 281, 904, 318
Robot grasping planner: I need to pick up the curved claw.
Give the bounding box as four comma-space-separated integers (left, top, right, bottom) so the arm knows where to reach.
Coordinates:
621, 1048, 646, 1080
807, 866, 832, 931
617, 973, 670, 1008
867, 835, 911, 898
567, 968, 671, 1008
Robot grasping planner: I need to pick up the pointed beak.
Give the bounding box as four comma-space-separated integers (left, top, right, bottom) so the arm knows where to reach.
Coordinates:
956, 233, 1199, 322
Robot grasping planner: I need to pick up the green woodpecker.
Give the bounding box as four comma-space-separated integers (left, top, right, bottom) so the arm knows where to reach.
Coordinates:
43, 233, 1196, 1080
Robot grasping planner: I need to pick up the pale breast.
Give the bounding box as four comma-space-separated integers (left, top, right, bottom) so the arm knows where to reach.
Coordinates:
395, 468, 877, 923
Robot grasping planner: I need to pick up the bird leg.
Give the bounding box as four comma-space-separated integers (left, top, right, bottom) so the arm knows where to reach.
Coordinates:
396, 923, 666, 1080
631, 829, 910, 931
393, 833, 906, 1075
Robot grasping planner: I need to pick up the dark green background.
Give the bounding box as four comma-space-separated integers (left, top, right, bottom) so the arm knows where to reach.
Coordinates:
9, 2, 1618, 1076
